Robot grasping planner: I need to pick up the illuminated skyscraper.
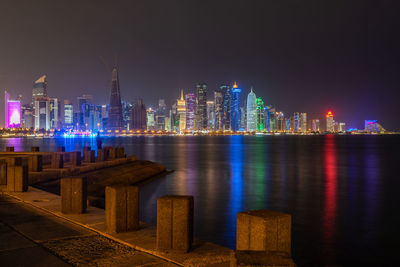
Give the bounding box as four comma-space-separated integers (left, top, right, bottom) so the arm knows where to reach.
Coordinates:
230, 82, 241, 131
256, 97, 265, 131
177, 90, 186, 132
222, 85, 231, 130
49, 98, 59, 129
64, 100, 73, 127
146, 108, 155, 131
299, 112, 307, 132
34, 97, 50, 130
293, 112, 300, 132
108, 67, 124, 130
4, 90, 21, 128
185, 93, 196, 130
207, 100, 215, 130
196, 83, 207, 130
32, 75, 47, 104
246, 87, 257, 132
214, 87, 224, 131
130, 99, 147, 131
311, 119, 320, 132
326, 111, 334, 132
156, 99, 166, 130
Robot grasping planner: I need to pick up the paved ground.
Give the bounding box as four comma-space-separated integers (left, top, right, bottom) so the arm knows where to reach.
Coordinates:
0, 193, 177, 267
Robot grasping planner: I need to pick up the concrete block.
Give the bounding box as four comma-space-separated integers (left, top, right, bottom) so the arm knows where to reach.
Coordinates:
116, 147, 125, 158
6, 157, 29, 167
236, 210, 291, 256
70, 151, 81, 166
31, 147, 40, 152
230, 251, 295, 267
57, 146, 65, 152
28, 155, 43, 172
51, 153, 64, 169
105, 185, 139, 233
61, 177, 87, 214
6, 147, 14, 152
108, 147, 116, 160
6, 165, 28, 192
97, 148, 109, 162
83, 148, 95, 163
156, 195, 194, 253
0, 159, 7, 185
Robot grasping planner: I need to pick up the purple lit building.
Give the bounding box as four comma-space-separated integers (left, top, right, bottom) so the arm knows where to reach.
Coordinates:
4, 91, 21, 128
185, 93, 196, 130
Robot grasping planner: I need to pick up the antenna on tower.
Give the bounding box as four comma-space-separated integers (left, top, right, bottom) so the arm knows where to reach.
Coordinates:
114, 54, 118, 68
99, 56, 111, 72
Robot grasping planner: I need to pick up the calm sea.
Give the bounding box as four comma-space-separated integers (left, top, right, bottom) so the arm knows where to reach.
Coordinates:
1, 135, 399, 266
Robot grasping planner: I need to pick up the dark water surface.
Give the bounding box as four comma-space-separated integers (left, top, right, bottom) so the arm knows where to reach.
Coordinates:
1, 135, 399, 266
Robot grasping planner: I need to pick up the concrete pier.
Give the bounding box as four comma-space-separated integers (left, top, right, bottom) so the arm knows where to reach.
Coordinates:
61, 177, 87, 214
7, 165, 28, 192
51, 153, 64, 169
28, 155, 43, 172
105, 185, 139, 233
156, 195, 194, 253
70, 151, 81, 166
6, 146, 14, 152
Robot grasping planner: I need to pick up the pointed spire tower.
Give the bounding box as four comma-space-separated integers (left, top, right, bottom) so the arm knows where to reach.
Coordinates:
108, 66, 124, 130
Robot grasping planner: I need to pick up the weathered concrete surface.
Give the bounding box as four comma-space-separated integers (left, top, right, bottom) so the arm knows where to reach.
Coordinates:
0, 193, 178, 266
28, 154, 43, 172
236, 210, 291, 256
61, 177, 87, 214
230, 251, 295, 267
157, 195, 194, 253
4, 187, 233, 266
7, 165, 28, 192
106, 185, 139, 233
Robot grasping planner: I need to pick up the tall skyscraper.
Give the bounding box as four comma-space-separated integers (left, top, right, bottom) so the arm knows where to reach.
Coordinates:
49, 98, 59, 129
299, 112, 307, 133
64, 100, 73, 127
311, 119, 320, 132
230, 82, 241, 131
256, 97, 265, 132
185, 93, 196, 130
156, 99, 166, 130
32, 75, 47, 104
108, 67, 123, 130
196, 83, 207, 130
214, 87, 224, 131
222, 85, 231, 130
293, 112, 300, 132
146, 108, 155, 131
326, 111, 334, 132
207, 100, 215, 130
34, 97, 50, 130
130, 99, 147, 131
21, 105, 34, 129
4, 90, 21, 128
177, 90, 186, 133
246, 87, 257, 132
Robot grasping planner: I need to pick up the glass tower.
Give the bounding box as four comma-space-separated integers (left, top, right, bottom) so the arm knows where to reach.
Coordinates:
230, 82, 241, 132
246, 87, 257, 132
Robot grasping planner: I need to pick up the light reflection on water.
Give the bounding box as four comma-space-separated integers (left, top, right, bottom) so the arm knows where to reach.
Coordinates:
1, 135, 399, 266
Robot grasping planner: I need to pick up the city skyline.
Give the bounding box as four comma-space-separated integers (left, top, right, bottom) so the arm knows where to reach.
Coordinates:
0, 1, 399, 130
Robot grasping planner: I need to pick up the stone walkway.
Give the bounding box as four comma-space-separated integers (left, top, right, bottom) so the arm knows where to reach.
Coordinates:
0, 194, 177, 266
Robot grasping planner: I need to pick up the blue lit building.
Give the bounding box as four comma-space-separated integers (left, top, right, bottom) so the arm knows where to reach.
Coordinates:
223, 85, 231, 130
230, 82, 242, 131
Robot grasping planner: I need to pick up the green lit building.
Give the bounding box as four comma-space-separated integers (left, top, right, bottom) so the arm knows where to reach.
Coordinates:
256, 97, 265, 131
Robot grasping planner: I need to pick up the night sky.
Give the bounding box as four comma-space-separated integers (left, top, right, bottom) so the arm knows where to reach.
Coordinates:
0, 0, 399, 130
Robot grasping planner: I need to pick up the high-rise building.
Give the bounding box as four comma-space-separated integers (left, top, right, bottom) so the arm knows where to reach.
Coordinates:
34, 97, 50, 130
185, 93, 196, 130
32, 75, 47, 104
130, 99, 147, 131
239, 106, 246, 130
156, 99, 166, 130
177, 90, 186, 133
338, 122, 346, 132
146, 108, 155, 131
4, 90, 21, 128
246, 88, 257, 132
214, 88, 224, 131
122, 101, 133, 130
49, 98, 59, 129
21, 104, 34, 129
196, 83, 207, 130
275, 111, 285, 132
299, 113, 307, 133
230, 82, 241, 131
207, 100, 215, 130
256, 97, 265, 132
293, 112, 300, 132
64, 100, 73, 127
223, 86, 232, 130
311, 119, 320, 132
108, 67, 124, 130
326, 111, 334, 132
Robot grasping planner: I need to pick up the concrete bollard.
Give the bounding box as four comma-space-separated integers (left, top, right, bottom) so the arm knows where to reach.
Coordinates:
236, 210, 292, 256
6, 156, 29, 167
156, 195, 194, 253
116, 147, 125, 158
6, 146, 14, 152
97, 148, 109, 161
105, 185, 139, 233
108, 147, 117, 160
83, 147, 95, 163
70, 151, 81, 166
7, 165, 28, 192
57, 146, 65, 152
61, 177, 87, 214
51, 153, 64, 169
28, 155, 43, 172
31, 147, 40, 152
0, 159, 7, 185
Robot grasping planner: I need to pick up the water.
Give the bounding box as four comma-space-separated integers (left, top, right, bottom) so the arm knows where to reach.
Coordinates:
1, 135, 399, 266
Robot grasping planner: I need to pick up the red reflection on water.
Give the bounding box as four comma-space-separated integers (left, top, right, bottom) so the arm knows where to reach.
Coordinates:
323, 135, 337, 248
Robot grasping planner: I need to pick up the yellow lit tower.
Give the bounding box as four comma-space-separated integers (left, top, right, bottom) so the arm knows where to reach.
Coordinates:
177, 90, 186, 133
